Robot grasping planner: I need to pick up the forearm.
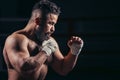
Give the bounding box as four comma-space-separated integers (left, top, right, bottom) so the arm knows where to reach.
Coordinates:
60, 36, 83, 74
61, 51, 78, 74
20, 51, 48, 73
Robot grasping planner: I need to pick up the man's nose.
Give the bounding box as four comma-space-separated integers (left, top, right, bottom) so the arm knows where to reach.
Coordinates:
50, 26, 55, 32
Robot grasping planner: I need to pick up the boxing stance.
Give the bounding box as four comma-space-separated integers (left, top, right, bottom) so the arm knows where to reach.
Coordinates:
3, 0, 84, 80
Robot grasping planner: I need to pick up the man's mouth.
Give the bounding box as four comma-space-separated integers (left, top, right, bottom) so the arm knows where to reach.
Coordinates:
45, 32, 52, 36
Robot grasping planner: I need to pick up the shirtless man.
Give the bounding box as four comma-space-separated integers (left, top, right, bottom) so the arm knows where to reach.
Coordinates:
3, 0, 84, 80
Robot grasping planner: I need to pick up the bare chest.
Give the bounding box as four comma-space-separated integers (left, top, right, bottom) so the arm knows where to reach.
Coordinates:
28, 40, 41, 56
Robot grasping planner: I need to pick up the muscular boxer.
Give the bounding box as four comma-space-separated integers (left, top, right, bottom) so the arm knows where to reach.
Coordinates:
3, 0, 84, 80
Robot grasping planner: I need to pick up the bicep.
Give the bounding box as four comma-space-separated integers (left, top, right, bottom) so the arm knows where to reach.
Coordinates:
4, 36, 29, 71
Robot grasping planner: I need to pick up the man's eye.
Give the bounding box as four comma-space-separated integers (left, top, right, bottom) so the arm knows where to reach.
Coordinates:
49, 22, 54, 25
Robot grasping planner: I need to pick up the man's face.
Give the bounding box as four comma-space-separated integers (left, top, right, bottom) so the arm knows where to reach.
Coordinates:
35, 13, 58, 41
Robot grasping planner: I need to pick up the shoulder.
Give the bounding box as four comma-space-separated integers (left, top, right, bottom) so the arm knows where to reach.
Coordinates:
5, 33, 28, 47
6, 33, 28, 42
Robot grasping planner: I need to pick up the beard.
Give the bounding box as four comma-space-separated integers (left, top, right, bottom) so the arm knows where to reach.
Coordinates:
35, 30, 51, 42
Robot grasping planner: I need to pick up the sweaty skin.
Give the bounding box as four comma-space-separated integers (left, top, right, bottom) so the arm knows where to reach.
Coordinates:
3, 13, 57, 80
3, 13, 83, 80
3, 33, 49, 80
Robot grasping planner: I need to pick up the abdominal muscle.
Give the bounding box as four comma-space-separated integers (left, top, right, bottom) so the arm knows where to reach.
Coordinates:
8, 64, 48, 80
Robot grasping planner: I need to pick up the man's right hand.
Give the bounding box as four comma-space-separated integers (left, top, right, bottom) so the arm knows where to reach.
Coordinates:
41, 38, 57, 56
67, 36, 84, 56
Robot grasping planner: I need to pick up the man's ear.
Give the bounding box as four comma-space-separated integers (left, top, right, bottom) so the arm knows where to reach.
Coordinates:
35, 17, 40, 25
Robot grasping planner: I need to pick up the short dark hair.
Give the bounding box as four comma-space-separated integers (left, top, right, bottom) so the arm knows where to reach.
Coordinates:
32, 0, 61, 15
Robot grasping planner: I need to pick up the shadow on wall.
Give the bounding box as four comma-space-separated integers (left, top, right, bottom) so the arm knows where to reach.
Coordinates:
0, 34, 7, 71
0, 46, 2, 70
0, 35, 8, 80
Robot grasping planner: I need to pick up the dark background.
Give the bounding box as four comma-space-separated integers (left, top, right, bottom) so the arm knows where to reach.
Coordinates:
0, 0, 120, 80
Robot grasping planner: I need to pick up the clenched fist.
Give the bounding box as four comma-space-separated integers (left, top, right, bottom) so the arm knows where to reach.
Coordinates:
67, 36, 84, 55
42, 38, 57, 56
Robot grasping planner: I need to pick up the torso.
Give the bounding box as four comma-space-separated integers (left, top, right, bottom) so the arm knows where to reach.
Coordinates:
3, 31, 53, 80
